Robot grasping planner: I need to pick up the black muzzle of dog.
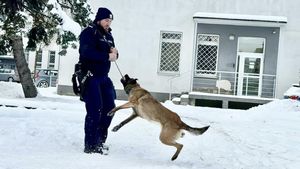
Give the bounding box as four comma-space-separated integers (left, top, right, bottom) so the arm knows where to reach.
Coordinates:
121, 74, 138, 94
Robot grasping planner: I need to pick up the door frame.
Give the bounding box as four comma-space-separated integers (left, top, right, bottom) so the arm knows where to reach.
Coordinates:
235, 37, 266, 97
236, 52, 264, 96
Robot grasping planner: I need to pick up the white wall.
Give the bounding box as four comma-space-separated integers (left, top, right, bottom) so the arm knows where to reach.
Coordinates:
27, 51, 36, 72
57, 47, 78, 86
85, 0, 198, 93
276, 30, 300, 98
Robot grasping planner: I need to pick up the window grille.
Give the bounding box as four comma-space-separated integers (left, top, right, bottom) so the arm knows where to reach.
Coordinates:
158, 31, 182, 74
195, 34, 219, 76
48, 51, 56, 69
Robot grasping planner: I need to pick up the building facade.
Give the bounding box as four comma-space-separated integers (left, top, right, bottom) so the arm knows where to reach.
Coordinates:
57, 0, 300, 105
1, 44, 60, 76
25, 46, 60, 73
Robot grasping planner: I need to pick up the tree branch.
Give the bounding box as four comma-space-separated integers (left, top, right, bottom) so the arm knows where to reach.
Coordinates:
56, 0, 71, 9
22, 4, 51, 20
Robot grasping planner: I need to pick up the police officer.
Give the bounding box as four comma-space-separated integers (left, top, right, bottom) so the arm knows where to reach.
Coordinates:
79, 7, 118, 154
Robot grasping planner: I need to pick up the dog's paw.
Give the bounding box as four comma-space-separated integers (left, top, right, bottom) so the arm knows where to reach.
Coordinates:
107, 111, 115, 116
112, 125, 120, 132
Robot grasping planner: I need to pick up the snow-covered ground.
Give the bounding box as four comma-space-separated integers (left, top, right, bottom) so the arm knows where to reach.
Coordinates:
0, 81, 300, 169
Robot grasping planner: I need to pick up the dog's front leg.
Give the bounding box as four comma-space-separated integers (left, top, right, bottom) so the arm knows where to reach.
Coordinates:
108, 101, 135, 116
112, 111, 138, 132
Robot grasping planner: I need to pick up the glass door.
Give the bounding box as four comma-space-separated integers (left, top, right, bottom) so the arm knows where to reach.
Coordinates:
236, 37, 265, 97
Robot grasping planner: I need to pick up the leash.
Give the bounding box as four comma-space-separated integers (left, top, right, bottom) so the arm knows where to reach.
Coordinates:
114, 60, 124, 79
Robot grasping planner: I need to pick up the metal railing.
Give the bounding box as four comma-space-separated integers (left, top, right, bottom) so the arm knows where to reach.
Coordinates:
168, 71, 191, 100
193, 70, 276, 98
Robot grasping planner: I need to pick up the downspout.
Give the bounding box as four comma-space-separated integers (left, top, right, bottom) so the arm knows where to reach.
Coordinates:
189, 19, 198, 93
274, 27, 284, 99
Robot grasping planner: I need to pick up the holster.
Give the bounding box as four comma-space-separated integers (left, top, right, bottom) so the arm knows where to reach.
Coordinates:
79, 71, 92, 101
72, 62, 91, 101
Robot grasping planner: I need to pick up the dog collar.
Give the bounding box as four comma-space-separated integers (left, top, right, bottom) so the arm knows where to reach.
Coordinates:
124, 84, 136, 94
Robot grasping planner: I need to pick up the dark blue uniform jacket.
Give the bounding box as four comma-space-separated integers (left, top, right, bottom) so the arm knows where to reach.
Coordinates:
79, 24, 115, 76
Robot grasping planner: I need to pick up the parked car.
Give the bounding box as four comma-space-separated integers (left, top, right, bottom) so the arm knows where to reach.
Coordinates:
0, 68, 20, 82
34, 69, 58, 87
283, 83, 300, 100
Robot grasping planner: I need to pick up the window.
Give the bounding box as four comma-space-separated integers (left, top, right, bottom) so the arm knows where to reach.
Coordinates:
158, 31, 182, 74
238, 37, 265, 53
10, 64, 15, 69
195, 34, 219, 77
48, 51, 56, 69
36, 50, 42, 69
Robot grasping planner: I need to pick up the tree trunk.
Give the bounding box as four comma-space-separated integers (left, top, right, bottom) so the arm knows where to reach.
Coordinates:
11, 35, 38, 98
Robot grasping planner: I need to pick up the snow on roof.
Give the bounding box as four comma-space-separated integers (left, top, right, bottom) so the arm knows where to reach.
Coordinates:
193, 12, 287, 27
0, 55, 14, 59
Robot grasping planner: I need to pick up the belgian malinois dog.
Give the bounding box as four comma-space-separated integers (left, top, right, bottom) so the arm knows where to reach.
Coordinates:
108, 74, 209, 161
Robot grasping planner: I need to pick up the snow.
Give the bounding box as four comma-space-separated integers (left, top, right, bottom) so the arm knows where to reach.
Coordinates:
47, 0, 81, 36
0, 55, 14, 59
0, 81, 300, 169
284, 84, 300, 98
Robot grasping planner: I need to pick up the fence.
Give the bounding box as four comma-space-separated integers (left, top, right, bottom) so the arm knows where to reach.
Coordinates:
193, 70, 276, 98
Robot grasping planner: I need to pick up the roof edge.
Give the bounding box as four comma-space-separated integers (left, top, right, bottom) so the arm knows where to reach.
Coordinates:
193, 12, 287, 24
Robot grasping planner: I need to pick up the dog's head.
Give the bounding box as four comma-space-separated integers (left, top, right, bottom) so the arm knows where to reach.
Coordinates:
121, 74, 138, 94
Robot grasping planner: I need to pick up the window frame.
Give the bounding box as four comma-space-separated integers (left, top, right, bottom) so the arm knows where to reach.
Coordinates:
47, 51, 56, 69
35, 50, 42, 69
157, 31, 183, 75
194, 33, 220, 78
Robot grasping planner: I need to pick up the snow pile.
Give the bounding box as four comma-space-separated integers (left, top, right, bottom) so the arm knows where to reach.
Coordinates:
0, 81, 24, 98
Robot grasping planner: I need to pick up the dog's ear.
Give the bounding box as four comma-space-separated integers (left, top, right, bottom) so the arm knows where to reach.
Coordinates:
128, 78, 138, 85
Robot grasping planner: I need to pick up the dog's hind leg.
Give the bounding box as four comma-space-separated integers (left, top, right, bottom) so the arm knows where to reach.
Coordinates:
159, 127, 183, 161
112, 111, 138, 132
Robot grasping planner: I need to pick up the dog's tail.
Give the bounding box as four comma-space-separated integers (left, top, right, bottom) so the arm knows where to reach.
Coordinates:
183, 124, 210, 136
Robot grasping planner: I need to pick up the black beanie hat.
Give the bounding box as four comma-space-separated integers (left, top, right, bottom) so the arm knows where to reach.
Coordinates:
94, 7, 113, 22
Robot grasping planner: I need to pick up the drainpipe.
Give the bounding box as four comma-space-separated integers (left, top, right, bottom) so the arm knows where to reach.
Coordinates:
190, 19, 198, 93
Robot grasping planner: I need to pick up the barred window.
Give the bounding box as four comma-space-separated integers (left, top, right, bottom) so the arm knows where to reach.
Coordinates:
36, 50, 42, 69
158, 31, 182, 74
48, 51, 56, 69
195, 34, 219, 76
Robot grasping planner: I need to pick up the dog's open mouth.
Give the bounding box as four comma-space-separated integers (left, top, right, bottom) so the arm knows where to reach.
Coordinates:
120, 75, 129, 87
121, 74, 138, 88
121, 74, 138, 94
